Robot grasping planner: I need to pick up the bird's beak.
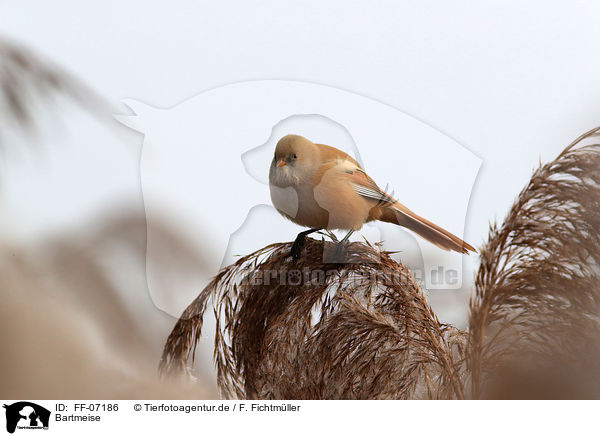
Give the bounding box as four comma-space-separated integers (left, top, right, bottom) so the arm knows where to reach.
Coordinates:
276, 159, 287, 167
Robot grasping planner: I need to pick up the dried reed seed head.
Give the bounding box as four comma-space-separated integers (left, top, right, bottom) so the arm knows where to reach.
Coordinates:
161, 239, 465, 399
468, 127, 600, 399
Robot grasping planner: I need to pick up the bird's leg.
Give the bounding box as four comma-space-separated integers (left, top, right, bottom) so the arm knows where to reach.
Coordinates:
339, 230, 354, 244
332, 230, 355, 262
325, 230, 338, 242
291, 228, 321, 261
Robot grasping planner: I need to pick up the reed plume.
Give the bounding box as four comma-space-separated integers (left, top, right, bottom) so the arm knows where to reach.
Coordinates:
161, 240, 467, 399
467, 126, 600, 399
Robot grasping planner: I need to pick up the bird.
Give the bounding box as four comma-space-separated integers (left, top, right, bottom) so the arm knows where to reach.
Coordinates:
269, 134, 476, 260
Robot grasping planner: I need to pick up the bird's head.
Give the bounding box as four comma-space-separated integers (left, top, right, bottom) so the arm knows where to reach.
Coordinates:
270, 134, 317, 186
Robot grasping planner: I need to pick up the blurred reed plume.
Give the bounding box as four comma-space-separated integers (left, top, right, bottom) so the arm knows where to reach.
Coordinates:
0, 213, 216, 399
162, 126, 600, 399
468, 126, 600, 399
0, 38, 107, 134
0, 37, 216, 399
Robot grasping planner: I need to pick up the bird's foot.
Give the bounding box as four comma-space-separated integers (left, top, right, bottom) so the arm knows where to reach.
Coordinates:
290, 228, 321, 261
290, 234, 306, 261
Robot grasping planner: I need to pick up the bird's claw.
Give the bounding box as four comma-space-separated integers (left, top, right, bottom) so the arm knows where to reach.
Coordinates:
290, 235, 306, 261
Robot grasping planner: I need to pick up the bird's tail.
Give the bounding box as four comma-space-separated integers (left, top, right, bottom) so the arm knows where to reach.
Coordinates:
380, 203, 476, 254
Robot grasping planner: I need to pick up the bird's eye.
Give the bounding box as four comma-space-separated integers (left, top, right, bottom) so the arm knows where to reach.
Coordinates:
292, 154, 297, 159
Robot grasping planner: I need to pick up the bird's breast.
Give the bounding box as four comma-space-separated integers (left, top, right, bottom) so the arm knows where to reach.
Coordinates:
270, 184, 300, 220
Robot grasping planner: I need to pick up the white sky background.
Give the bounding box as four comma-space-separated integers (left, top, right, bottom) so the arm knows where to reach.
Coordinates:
1, 0, 600, 374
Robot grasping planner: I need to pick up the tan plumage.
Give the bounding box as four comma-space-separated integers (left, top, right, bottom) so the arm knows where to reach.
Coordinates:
269, 134, 475, 254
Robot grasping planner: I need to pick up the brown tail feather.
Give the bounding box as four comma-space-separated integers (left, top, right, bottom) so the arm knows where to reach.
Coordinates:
379, 204, 476, 254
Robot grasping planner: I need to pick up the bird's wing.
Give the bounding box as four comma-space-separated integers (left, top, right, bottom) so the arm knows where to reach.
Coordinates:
316, 143, 363, 169
315, 143, 397, 205
315, 143, 396, 203
345, 167, 397, 206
